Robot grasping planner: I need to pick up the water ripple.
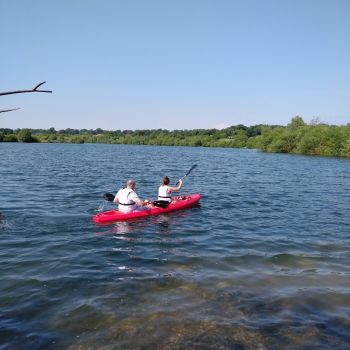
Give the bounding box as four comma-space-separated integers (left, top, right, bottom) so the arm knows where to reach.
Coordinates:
1, 144, 350, 348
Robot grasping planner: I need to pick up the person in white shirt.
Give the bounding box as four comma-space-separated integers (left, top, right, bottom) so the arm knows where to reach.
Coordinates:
158, 176, 183, 203
113, 179, 149, 213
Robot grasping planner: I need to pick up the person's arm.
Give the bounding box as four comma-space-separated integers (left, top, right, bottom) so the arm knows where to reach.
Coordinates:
168, 179, 183, 193
129, 191, 145, 206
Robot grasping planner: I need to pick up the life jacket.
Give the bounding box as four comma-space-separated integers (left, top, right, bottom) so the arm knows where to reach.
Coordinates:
158, 185, 172, 202
117, 188, 137, 213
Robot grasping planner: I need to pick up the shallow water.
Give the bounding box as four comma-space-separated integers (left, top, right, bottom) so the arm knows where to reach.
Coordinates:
1, 143, 350, 349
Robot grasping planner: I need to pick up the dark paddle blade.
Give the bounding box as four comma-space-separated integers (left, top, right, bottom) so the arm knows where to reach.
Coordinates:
185, 164, 197, 176
103, 192, 115, 202
152, 200, 170, 208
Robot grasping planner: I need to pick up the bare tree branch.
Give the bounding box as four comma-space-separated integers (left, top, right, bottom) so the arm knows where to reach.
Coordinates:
33, 81, 47, 90
0, 108, 20, 114
0, 81, 52, 96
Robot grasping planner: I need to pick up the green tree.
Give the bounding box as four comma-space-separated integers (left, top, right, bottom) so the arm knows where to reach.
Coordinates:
17, 129, 36, 142
3, 134, 18, 142
288, 116, 306, 130
269, 129, 297, 153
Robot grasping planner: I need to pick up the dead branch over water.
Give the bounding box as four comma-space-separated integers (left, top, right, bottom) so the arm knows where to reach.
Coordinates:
0, 81, 52, 96
0, 81, 52, 114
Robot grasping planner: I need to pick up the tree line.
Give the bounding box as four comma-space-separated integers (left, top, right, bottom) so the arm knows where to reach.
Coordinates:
1, 117, 350, 157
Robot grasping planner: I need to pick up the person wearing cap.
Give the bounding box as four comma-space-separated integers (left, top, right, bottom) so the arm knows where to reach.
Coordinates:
158, 176, 183, 203
113, 179, 150, 213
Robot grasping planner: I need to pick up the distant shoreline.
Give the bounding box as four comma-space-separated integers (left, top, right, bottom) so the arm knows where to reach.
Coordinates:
1, 117, 350, 158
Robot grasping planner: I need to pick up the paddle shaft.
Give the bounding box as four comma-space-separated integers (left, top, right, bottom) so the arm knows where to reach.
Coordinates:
103, 192, 169, 208
175, 164, 197, 186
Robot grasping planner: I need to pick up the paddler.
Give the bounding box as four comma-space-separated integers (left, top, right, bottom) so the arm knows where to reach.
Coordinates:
113, 179, 150, 213
158, 176, 183, 203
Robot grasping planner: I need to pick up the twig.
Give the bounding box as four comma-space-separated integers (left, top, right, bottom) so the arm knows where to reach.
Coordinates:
0, 108, 20, 114
0, 81, 52, 96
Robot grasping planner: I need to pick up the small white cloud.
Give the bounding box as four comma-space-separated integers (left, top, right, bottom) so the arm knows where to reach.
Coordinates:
213, 122, 230, 130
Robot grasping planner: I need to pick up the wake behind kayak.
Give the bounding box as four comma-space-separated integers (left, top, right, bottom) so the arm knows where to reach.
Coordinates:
92, 194, 201, 224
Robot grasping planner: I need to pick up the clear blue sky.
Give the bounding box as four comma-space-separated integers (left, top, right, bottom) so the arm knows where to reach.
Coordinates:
1, 0, 349, 130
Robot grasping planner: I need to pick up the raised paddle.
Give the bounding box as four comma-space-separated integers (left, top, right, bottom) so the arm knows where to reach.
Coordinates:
175, 164, 197, 186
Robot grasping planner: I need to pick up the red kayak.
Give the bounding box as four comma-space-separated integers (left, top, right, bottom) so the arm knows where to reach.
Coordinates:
93, 194, 201, 224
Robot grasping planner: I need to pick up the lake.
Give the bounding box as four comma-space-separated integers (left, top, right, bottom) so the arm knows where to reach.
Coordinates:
1, 143, 350, 349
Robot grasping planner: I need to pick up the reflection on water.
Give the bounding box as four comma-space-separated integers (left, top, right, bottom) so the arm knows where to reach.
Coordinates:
0, 144, 350, 349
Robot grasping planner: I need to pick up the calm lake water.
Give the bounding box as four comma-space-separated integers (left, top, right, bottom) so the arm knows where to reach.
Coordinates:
1, 143, 350, 349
